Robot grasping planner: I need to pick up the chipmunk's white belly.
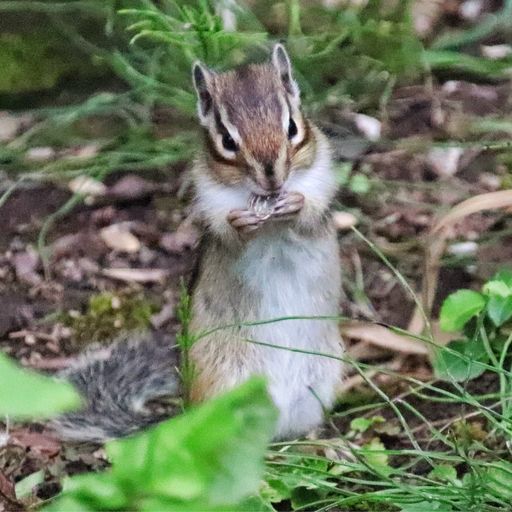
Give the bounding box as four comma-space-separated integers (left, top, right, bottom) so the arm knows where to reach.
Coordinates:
235, 229, 344, 438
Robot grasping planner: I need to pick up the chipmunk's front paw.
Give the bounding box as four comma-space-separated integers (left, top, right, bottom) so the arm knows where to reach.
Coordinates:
227, 209, 264, 237
272, 191, 305, 220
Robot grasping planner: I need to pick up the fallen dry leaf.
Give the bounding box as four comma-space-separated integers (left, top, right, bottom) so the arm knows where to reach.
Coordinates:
432, 190, 512, 234
411, 190, 512, 332
427, 147, 464, 177
353, 113, 381, 141
411, 0, 444, 37
25, 147, 55, 162
0, 471, 16, 502
0, 112, 31, 143
100, 224, 141, 253
107, 175, 157, 201
102, 268, 169, 284
342, 321, 429, 355
68, 176, 107, 197
481, 44, 512, 60
12, 248, 42, 286
11, 430, 61, 458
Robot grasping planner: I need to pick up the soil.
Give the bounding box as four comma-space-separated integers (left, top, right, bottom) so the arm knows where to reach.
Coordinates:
2, 5, 512, 509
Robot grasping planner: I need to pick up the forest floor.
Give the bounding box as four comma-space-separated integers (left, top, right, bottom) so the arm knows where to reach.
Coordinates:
1, 75, 510, 508
1, 1, 512, 510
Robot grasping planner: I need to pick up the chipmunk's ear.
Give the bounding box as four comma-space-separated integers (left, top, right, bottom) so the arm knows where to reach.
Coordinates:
192, 61, 215, 124
271, 43, 300, 103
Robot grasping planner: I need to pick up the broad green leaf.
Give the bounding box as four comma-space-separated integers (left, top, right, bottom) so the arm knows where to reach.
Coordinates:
47, 378, 277, 511
493, 269, 512, 287
483, 280, 512, 298
487, 295, 512, 327
433, 338, 488, 382
0, 353, 80, 419
439, 290, 486, 332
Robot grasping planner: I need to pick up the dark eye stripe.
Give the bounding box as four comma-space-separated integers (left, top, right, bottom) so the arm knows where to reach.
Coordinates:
214, 108, 238, 152
288, 118, 298, 139
203, 129, 238, 166
222, 132, 238, 152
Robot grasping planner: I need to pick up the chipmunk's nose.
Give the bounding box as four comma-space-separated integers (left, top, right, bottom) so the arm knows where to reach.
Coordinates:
260, 178, 282, 193
259, 163, 283, 192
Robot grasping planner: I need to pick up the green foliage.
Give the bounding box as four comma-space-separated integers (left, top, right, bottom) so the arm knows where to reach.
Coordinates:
45, 378, 277, 511
63, 291, 157, 346
0, 352, 79, 419
335, 163, 372, 195
436, 269, 512, 382
433, 338, 488, 382
0, 30, 102, 94
439, 290, 486, 332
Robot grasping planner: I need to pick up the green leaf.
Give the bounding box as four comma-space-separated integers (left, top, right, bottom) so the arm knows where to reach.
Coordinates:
350, 417, 372, 433
433, 338, 488, 382
428, 465, 459, 485
15, 470, 45, 498
439, 290, 486, 332
362, 438, 392, 476
0, 353, 80, 419
493, 269, 512, 287
349, 174, 370, 194
487, 295, 512, 327
47, 378, 277, 511
334, 163, 352, 186
350, 415, 384, 433
483, 280, 511, 298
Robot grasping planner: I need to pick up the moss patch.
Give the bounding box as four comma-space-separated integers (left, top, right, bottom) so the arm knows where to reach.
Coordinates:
63, 292, 158, 346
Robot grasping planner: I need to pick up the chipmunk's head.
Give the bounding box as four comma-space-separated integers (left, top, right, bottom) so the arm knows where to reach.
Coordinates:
192, 44, 315, 195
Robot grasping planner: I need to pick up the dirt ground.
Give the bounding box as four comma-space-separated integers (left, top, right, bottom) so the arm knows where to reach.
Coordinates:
1, 76, 510, 506
2, 4, 512, 503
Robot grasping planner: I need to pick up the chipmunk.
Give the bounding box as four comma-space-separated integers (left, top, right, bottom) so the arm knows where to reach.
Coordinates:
52, 44, 344, 442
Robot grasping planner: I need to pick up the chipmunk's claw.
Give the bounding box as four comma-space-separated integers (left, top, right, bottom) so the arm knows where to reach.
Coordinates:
227, 209, 264, 236
272, 191, 305, 220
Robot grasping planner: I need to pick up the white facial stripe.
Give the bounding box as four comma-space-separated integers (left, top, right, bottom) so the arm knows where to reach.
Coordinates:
279, 93, 290, 133
276, 143, 288, 172
218, 105, 241, 144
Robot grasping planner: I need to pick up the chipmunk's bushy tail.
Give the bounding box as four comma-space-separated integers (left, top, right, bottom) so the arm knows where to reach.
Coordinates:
51, 333, 181, 442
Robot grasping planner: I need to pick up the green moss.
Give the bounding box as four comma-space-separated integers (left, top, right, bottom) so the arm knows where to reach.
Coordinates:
63, 292, 158, 346
0, 31, 100, 94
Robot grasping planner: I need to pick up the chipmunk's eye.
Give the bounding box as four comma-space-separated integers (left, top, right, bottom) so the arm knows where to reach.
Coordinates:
288, 118, 298, 139
222, 132, 238, 152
